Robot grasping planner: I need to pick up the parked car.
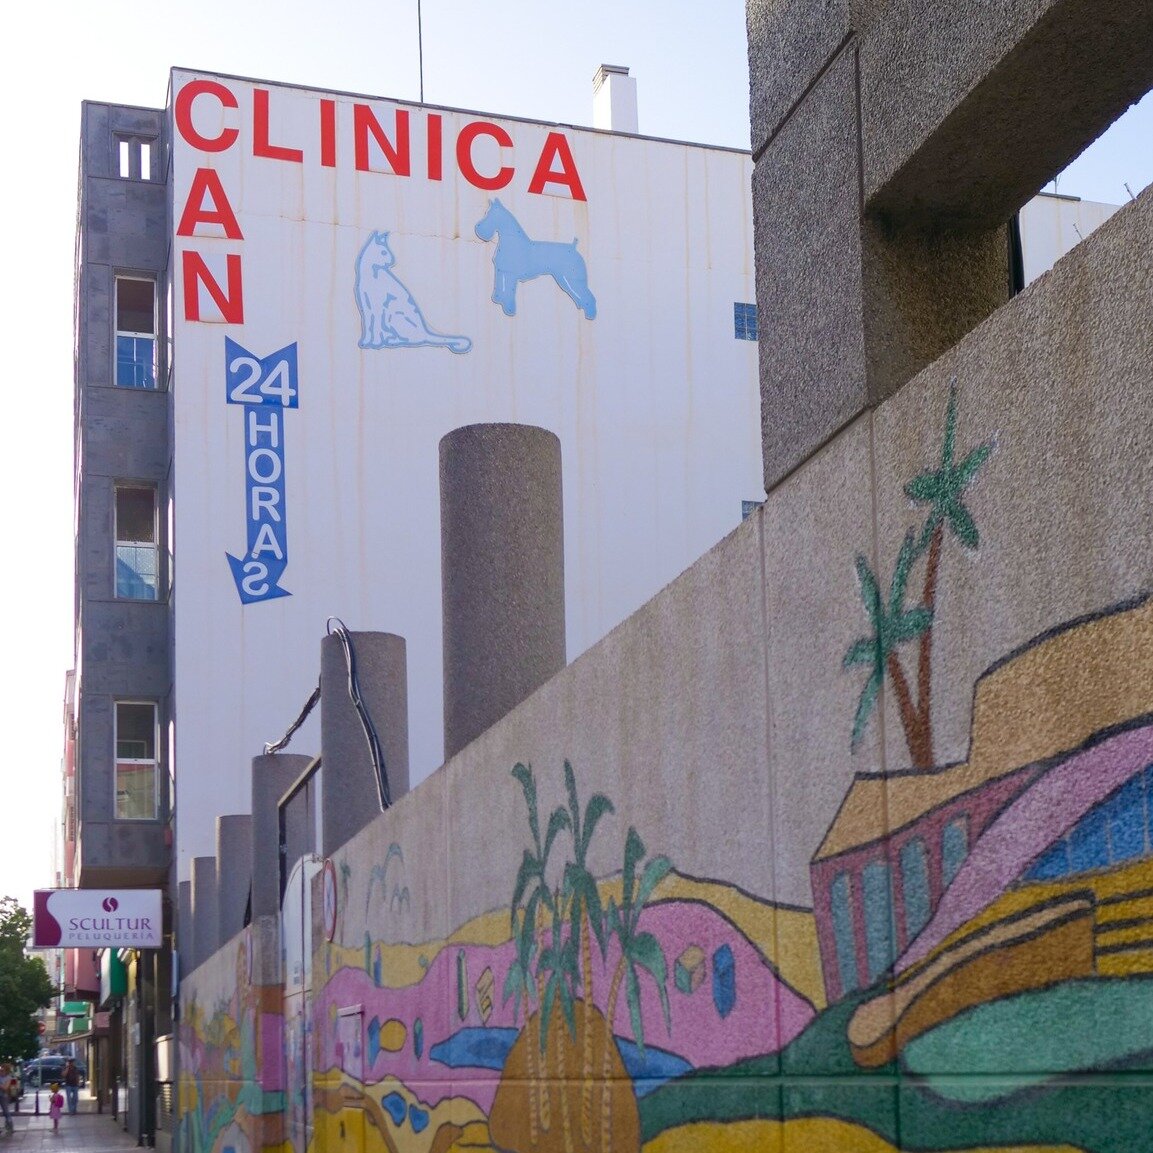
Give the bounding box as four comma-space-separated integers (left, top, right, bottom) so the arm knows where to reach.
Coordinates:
21, 1057, 66, 1089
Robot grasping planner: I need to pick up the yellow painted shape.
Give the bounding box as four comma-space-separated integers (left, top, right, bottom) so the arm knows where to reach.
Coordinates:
644, 1118, 1086, 1153
378, 1019, 407, 1052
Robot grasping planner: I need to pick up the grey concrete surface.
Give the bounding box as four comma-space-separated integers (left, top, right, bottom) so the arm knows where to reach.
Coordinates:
320, 631, 408, 857
250, 752, 314, 919
215, 814, 253, 942
190, 856, 218, 972
440, 424, 566, 760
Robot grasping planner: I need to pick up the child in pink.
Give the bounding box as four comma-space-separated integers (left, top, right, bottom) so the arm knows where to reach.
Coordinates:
49, 1084, 64, 1130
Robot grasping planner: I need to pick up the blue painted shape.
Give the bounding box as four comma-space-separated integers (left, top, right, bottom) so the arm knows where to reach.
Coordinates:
1069, 805, 1110, 873
1024, 838, 1070, 880
408, 1105, 429, 1133
224, 338, 297, 604
367, 1017, 381, 1067
1104, 775, 1147, 862
373, 950, 382, 987
712, 944, 735, 1019
382, 1092, 407, 1126
429, 1027, 519, 1071
413, 1017, 423, 1060
429, 1026, 691, 1097
474, 199, 596, 320
355, 232, 472, 353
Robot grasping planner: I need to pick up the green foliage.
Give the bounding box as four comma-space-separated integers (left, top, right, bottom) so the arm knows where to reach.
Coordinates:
844, 531, 932, 749
0, 897, 55, 1062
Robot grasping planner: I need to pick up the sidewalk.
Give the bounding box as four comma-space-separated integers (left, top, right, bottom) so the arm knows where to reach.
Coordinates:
3, 1093, 140, 1152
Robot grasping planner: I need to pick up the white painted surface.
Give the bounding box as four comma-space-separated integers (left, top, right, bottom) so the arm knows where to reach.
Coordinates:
1019, 193, 1120, 284
170, 70, 761, 876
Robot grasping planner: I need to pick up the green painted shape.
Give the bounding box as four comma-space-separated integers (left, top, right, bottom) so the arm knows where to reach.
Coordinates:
902, 977, 1153, 1102
255, 1090, 286, 1115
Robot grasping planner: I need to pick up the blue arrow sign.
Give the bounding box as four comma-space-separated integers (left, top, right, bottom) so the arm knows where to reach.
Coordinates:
224, 338, 298, 604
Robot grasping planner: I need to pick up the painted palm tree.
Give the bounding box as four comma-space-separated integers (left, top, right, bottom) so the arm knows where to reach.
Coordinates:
559, 760, 614, 1141
903, 379, 994, 759
505, 762, 570, 1139
600, 826, 672, 1150
844, 530, 934, 765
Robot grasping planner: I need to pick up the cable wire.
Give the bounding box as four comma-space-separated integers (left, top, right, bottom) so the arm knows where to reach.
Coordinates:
327, 617, 392, 810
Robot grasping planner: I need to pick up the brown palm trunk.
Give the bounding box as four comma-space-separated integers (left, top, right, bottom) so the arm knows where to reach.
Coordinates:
600, 961, 626, 1153
914, 523, 944, 767
887, 652, 932, 769
580, 908, 595, 1145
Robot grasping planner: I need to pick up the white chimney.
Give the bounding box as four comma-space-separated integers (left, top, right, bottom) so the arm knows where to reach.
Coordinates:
593, 64, 638, 134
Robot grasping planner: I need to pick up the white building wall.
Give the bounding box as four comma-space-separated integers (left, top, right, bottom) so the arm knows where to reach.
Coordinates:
169, 70, 762, 875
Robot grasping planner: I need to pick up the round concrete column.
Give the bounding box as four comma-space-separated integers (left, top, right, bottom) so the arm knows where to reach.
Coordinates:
321, 631, 409, 857
440, 423, 566, 761
250, 752, 314, 919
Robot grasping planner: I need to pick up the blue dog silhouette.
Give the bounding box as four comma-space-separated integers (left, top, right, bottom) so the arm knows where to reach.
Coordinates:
474, 199, 596, 319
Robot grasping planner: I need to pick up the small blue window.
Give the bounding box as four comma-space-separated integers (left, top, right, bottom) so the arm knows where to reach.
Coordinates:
862, 860, 894, 982
900, 839, 931, 942
116, 277, 157, 389
830, 872, 858, 996
733, 302, 758, 341
941, 817, 969, 887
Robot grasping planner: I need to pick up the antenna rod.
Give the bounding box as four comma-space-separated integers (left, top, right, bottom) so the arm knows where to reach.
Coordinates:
418, 0, 425, 103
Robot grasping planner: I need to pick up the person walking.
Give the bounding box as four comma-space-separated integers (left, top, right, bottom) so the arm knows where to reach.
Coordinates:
0, 1064, 14, 1135
62, 1061, 79, 1115
48, 1083, 63, 1132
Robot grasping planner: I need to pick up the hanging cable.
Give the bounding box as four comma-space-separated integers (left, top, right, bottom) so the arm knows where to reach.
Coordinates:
263, 682, 321, 755
327, 617, 392, 810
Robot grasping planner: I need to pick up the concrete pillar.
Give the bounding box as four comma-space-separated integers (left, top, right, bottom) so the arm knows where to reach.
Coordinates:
190, 857, 218, 971
250, 753, 314, 919
321, 632, 409, 857
216, 814, 253, 944
440, 423, 566, 760
177, 880, 193, 983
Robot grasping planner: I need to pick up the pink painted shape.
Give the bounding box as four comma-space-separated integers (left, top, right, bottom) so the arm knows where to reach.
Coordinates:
897, 722, 1153, 973
260, 1013, 284, 1091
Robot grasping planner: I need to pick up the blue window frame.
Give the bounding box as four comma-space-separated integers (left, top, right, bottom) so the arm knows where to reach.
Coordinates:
733, 302, 758, 341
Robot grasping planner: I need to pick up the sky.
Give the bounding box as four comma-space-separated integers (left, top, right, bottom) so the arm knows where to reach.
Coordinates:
0, 0, 1148, 914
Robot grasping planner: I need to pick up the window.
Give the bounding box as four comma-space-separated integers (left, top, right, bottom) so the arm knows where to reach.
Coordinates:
899, 838, 931, 941
115, 486, 158, 600
115, 277, 156, 388
115, 702, 158, 820
733, 302, 758, 341
941, 816, 969, 887
830, 872, 859, 996
862, 860, 894, 983
116, 135, 154, 181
